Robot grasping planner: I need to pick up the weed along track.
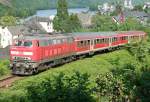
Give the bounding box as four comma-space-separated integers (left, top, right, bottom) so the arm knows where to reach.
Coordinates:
0, 75, 22, 88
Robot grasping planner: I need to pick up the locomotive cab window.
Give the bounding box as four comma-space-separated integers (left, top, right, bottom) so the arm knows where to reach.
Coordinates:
14, 40, 33, 47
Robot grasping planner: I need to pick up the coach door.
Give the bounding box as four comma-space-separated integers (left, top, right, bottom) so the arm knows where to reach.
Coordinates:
90, 39, 94, 51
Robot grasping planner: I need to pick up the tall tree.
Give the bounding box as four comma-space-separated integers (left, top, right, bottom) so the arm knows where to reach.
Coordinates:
53, 0, 69, 32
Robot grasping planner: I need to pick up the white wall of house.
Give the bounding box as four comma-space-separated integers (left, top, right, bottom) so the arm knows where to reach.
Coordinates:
0, 26, 13, 48
39, 21, 54, 33
39, 16, 55, 33
124, 0, 133, 9
0, 27, 2, 47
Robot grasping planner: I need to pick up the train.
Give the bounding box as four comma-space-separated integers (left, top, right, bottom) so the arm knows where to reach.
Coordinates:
10, 31, 146, 75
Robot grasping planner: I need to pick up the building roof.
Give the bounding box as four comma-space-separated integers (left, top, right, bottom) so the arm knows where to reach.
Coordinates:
24, 16, 50, 33
0, 0, 12, 7
7, 25, 30, 36
124, 11, 149, 18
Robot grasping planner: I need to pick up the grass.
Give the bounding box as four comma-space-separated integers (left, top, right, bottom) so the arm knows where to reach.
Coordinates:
10, 49, 135, 90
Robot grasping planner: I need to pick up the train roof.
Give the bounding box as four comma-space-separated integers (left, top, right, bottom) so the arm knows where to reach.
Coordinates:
70, 31, 146, 40
15, 31, 146, 41
70, 31, 145, 37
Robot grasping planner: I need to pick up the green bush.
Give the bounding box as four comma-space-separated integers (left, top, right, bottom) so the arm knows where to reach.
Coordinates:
0, 60, 10, 77
27, 72, 94, 102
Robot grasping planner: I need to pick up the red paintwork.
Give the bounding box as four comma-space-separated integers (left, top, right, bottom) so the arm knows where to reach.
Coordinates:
32, 41, 75, 62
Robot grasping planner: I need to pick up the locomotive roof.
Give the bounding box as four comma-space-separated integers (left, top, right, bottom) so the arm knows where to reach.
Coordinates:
16, 34, 71, 40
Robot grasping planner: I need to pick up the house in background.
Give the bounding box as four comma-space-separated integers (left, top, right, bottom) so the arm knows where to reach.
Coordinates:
98, 3, 115, 15
24, 16, 55, 34
0, 25, 29, 48
124, 11, 149, 25
143, 2, 150, 9
77, 12, 94, 28
112, 13, 125, 24
112, 10, 149, 25
124, 0, 134, 9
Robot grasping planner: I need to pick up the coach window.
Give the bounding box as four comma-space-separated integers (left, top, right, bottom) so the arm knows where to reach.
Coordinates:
97, 39, 100, 44
85, 40, 89, 46
77, 41, 82, 47
112, 37, 117, 42
121, 37, 123, 40
87, 40, 90, 45
83, 41, 86, 46
101, 39, 105, 43
121, 37, 125, 40
104, 38, 106, 43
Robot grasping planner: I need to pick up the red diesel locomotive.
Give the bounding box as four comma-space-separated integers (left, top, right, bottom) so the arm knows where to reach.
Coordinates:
10, 31, 146, 75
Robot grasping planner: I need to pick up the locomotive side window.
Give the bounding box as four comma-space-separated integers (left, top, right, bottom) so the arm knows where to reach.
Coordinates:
53, 39, 57, 44
56, 39, 61, 44
39, 40, 49, 46
48, 40, 53, 45
62, 38, 67, 43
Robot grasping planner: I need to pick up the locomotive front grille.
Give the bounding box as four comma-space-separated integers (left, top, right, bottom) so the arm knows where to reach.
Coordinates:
13, 56, 31, 62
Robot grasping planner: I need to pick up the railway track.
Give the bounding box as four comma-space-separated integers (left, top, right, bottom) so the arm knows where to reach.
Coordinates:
0, 75, 22, 88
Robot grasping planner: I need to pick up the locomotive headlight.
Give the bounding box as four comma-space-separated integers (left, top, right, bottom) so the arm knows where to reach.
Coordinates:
11, 51, 19, 55
23, 52, 33, 56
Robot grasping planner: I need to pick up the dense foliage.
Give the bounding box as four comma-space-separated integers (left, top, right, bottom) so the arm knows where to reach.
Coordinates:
91, 14, 146, 32
27, 72, 94, 102
0, 60, 10, 77
0, 16, 17, 27
53, 0, 81, 32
